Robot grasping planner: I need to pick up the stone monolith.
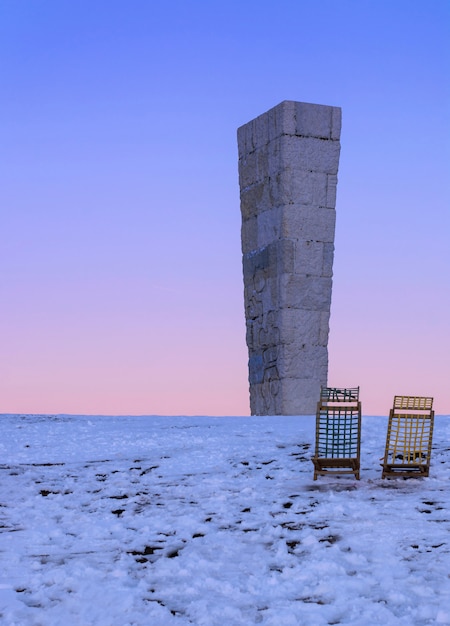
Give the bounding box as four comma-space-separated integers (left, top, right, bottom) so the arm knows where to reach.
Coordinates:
237, 100, 341, 415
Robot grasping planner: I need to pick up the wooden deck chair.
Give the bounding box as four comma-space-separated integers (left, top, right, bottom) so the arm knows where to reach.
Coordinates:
312, 387, 362, 480
381, 396, 434, 478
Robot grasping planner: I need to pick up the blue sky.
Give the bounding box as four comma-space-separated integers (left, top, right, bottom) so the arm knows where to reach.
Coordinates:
1, 0, 449, 414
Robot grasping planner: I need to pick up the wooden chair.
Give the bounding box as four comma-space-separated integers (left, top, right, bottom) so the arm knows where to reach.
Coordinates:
381, 396, 434, 478
312, 387, 361, 480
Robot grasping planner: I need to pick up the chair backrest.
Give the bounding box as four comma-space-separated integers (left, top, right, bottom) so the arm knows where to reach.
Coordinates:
315, 387, 361, 459
383, 395, 434, 473
319, 386, 359, 405
392, 396, 433, 412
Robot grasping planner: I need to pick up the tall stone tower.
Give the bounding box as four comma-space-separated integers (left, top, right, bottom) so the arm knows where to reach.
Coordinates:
237, 100, 341, 415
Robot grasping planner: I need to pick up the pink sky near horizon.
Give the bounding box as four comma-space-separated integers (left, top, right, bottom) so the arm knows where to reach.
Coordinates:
1, 0, 449, 416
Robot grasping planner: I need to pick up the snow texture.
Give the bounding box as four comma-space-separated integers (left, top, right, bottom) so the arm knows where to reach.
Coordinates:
0, 413, 449, 625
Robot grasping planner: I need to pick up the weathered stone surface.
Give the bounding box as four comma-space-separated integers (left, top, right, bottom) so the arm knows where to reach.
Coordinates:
279, 274, 333, 311
281, 205, 336, 243
267, 136, 341, 176
280, 378, 324, 415
238, 100, 341, 415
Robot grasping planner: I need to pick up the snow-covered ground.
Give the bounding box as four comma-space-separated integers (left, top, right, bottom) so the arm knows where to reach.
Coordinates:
0, 413, 449, 626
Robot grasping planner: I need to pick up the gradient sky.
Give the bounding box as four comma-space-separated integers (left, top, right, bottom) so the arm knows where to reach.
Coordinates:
1, 0, 449, 416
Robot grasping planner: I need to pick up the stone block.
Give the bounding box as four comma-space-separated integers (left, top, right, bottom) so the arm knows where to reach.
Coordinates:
322, 242, 335, 277
280, 274, 333, 310
282, 205, 336, 243
242, 246, 271, 283
278, 343, 328, 380
318, 311, 331, 346
280, 378, 325, 415
246, 170, 329, 209
282, 170, 328, 207
326, 174, 338, 208
294, 101, 334, 139
242, 239, 295, 283
243, 287, 264, 319
267, 100, 297, 142
248, 353, 264, 385
240, 177, 283, 221
250, 364, 282, 415
237, 121, 255, 160
265, 136, 340, 177
256, 206, 283, 248
258, 312, 280, 348
252, 114, 269, 151
294, 240, 325, 277
241, 216, 258, 254
293, 239, 335, 278
243, 276, 279, 321
279, 136, 341, 175
278, 308, 324, 345
238, 150, 258, 189
240, 182, 267, 221
331, 107, 342, 141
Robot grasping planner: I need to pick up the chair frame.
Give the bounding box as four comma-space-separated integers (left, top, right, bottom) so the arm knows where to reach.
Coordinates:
381, 395, 434, 478
312, 387, 361, 480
